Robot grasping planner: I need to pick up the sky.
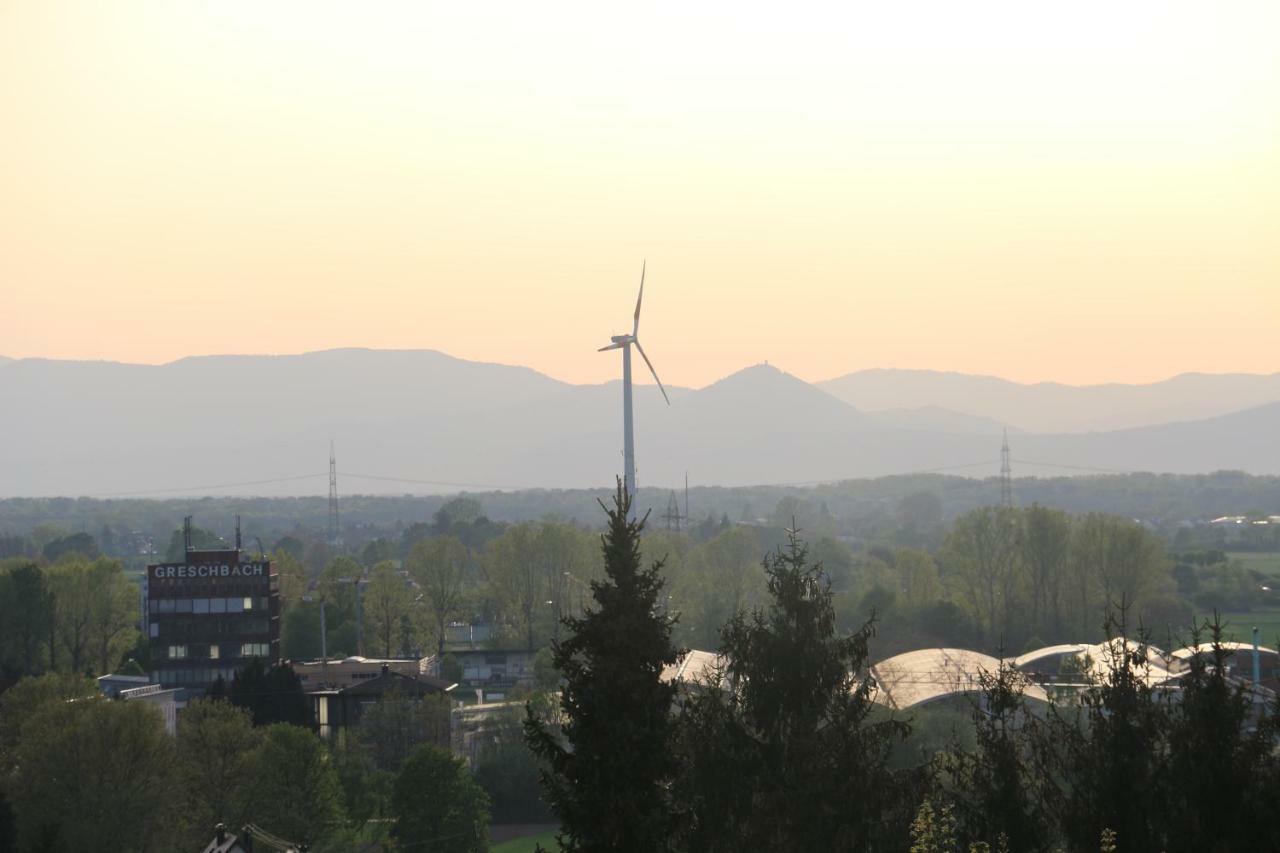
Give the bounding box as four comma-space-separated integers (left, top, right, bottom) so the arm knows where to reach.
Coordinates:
2, 1, 1278, 388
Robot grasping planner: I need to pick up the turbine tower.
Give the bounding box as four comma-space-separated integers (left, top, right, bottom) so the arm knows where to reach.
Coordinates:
599, 262, 669, 510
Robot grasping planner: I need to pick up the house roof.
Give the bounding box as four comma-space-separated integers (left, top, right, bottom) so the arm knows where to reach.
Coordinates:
332, 668, 456, 697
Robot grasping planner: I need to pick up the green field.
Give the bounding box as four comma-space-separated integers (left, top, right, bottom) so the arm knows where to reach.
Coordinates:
1193, 611, 1280, 647
1226, 552, 1280, 579
491, 830, 559, 853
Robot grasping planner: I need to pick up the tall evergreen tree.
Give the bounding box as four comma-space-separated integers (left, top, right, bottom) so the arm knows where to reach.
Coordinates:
672, 526, 926, 853
525, 481, 681, 853
946, 657, 1048, 852
1033, 609, 1169, 853
1161, 618, 1280, 852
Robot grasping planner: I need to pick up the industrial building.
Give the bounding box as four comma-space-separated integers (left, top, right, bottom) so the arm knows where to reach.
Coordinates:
146, 518, 280, 692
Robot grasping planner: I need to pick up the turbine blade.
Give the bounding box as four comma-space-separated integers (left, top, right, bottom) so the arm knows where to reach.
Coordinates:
598, 342, 624, 352
633, 260, 646, 336
634, 340, 670, 405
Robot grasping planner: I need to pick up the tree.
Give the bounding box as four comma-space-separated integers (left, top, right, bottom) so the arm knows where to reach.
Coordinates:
244, 724, 344, 847
408, 536, 469, 655
0, 563, 53, 682
48, 559, 95, 674
0, 672, 95, 779
672, 527, 925, 853
525, 483, 681, 852
85, 557, 139, 674
1067, 515, 1164, 639
363, 560, 414, 657
1034, 610, 1169, 853
316, 556, 362, 655
896, 547, 942, 609
942, 507, 1025, 646
474, 704, 553, 824
227, 659, 309, 727
676, 526, 766, 650
391, 744, 489, 853
42, 557, 138, 677
9, 696, 177, 852
1021, 505, 1071, 641
41, 531, 98, 563
945, 658, 1048, 851
536, 522, 595, 644
164, 525, 224, 562
483, 525, 543, 651
355, 687, 451, 773
175, 699, 262, 848
273, 549, 307, 611
1160, 618, 1280, 851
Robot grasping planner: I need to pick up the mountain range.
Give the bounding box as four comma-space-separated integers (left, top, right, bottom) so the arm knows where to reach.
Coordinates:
1, 349, 1278, 498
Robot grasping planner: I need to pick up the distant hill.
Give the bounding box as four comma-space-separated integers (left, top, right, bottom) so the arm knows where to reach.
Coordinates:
3, 350, 1279, 497
819, 369, 1280, 433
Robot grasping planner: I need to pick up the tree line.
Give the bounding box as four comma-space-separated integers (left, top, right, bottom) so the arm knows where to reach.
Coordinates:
527, 484, 1280, 853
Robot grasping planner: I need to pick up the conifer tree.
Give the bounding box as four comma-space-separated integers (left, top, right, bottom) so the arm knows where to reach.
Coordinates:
672, 526, 925, 853
946, 658, 1048, 852
525, 481, 681, 852
1161, 617, 1280, 851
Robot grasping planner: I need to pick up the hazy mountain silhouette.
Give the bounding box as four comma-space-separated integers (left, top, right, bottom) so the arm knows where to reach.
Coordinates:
820, 368, 1280, 433
2, 349, 1278, 497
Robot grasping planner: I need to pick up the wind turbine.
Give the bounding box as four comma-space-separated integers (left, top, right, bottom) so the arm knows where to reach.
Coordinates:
599, 262, 669, 509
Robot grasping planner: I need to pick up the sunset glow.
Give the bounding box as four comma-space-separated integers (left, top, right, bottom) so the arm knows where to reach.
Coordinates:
3, 0, 1277, 386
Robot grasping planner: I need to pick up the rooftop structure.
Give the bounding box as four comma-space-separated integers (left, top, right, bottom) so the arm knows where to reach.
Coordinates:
869, 648, 1050, 710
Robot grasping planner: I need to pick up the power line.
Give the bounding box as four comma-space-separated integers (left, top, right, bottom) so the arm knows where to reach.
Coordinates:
1012, 458, 1135, 475
30, 457, 1144, 502
341, 472, 531, 491
82, 473, 329, 498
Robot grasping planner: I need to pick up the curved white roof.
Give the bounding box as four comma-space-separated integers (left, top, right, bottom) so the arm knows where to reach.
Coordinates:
1012, 644, 1089, 669
662, 649, 724, 687
869, 648, 1049, 710
1171, 641, 1279, 660
1067, 639, 1178, 686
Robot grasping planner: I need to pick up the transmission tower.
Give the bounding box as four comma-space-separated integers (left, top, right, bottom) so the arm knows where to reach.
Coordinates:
328, 441, 343, 548
663, 490, 684, 531
999, 429, 1013, 509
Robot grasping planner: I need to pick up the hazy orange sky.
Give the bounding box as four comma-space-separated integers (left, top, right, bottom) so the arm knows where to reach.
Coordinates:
2, 1, 1278, 388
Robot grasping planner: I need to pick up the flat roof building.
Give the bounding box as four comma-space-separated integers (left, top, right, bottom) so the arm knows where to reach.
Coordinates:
146, 533, 279, 693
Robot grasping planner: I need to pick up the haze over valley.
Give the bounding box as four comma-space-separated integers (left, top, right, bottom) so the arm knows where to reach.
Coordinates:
4, 348, 1279, 498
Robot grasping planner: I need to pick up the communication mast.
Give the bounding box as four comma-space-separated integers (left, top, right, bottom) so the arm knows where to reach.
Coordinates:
999, 429, 1014, 509
328, 441, 343, 548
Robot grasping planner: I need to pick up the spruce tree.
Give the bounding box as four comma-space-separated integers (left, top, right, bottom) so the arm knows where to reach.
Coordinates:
672, 526, 925, 852
946, 658, 1048, 852
1161, 617, 1280, 852
525, 481, 681, 852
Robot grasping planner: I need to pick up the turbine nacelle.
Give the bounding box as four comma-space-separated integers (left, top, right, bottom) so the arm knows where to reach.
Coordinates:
598, 262, 669, 403
598, 334, 633, 352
